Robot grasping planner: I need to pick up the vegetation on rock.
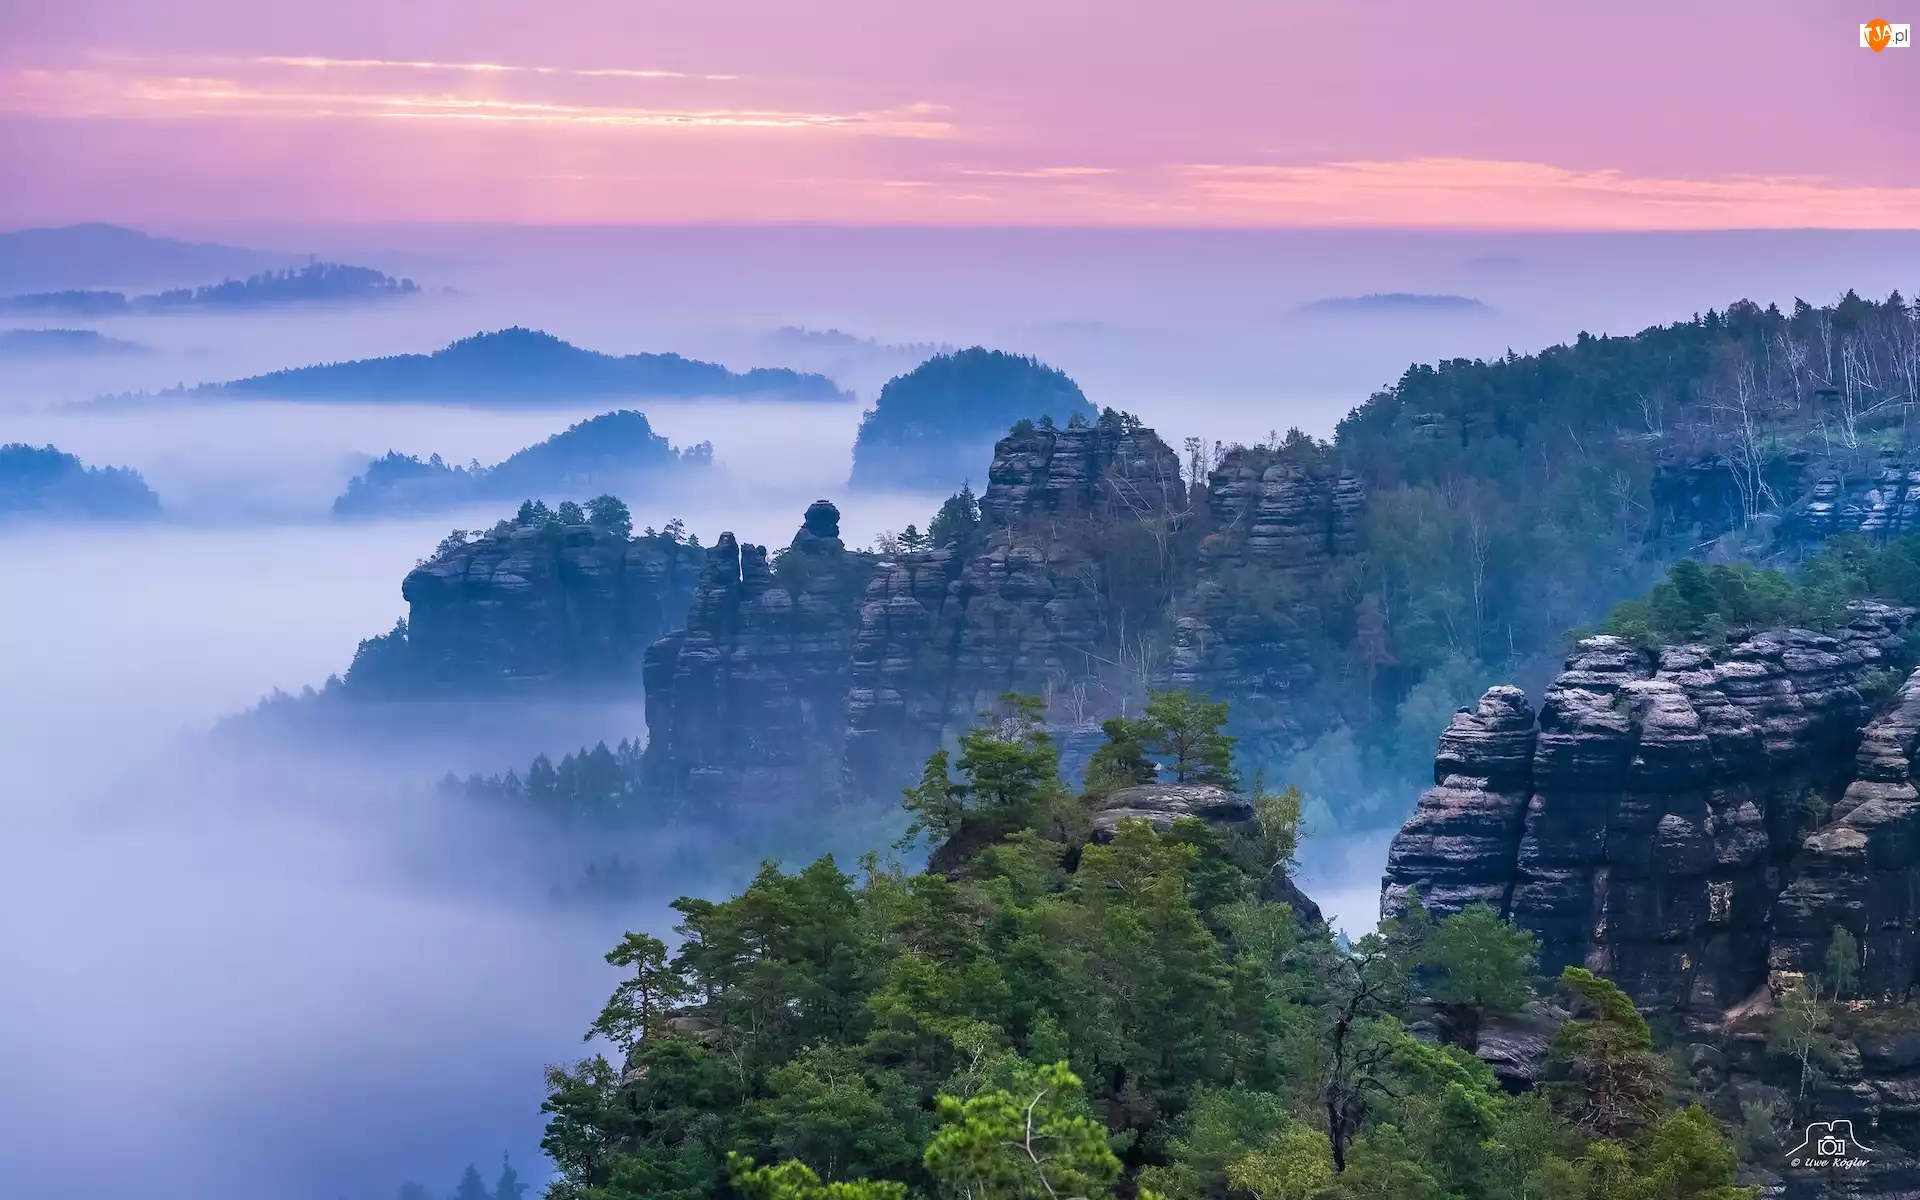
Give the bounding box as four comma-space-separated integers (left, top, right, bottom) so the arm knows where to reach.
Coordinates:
537, 694, 1748, 1200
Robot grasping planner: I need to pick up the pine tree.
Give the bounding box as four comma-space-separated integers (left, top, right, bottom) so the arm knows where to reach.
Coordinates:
1143, 689, 1238, 788
491, 1153, 527, 1200
450, 1164, 490, 1200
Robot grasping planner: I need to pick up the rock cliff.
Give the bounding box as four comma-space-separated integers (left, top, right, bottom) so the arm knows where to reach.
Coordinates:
641, 501, 879, 804
1383, 605, 1914, 1014
1382, 606, 1920, 1196
389, 522, 703, 689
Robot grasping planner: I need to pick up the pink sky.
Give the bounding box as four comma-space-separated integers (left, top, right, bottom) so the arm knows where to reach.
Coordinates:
1, 0, 1915, 228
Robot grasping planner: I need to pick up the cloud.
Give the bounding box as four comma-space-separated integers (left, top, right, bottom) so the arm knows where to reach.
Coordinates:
0, 54, 955, 138
1169, 157, 1920, 230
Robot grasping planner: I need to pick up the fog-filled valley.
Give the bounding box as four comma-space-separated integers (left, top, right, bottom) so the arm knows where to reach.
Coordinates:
5, 223, 1919, 1199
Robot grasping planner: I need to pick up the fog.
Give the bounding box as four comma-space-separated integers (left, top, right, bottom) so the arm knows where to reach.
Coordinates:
4, 225, 1914, 1197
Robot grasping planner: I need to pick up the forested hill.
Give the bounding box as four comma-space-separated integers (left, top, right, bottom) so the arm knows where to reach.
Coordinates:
184, 328, 849, 405
1254, 291, 1920, 825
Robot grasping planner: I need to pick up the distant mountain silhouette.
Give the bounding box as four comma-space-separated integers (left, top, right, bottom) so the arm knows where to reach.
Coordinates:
0, 223, 286, 289
332, 410, 710, 518
0, 263, 418, 315
0, 443, 161, 519
186, 328, 850, 405
0, 329, 150, 358
1300, 292, 1490, 315
850, 347, 1096, 491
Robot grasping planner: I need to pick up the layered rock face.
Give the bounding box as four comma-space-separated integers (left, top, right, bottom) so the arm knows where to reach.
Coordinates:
842, 422, 1189, 796
641, 501, 879, 804
1382, 605, 1913, 1016
1771, 670, 1920, 999
397, 524, 703, 688
643, 425, 1368, 811
1168, 448, 1364, 752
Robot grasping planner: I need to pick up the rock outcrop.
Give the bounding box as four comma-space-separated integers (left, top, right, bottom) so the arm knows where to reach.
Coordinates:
642, 422, 1366, 812
841, 420, 1190, 796
1168, 446, 1364, 754
1089, 781, 1254, 839
1382, 604, 1914, 1016
1384, 609, 1920, 1195
641, 501, 880, 804
392, 523, 703, 688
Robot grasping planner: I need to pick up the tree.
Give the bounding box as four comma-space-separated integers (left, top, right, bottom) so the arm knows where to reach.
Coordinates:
450, 1164, 490, 1200
899, 524, 930, 553
1224, 1124, 1335, 1200
588, 932, 691, 1055
1423, 904, 1538, 1049
1143, 689, 1238, 788
556, 499, 586, 525
490, 1155, 527, 1200
929, 484, 981, 554
900, 694, 1070, 851
1082, 716, 1157, 795
516, 498, 552, 525
587, 494, 633, 539
1353, 594, 1396, 713
1767, 977, 1840, 1116
1546, 967, 1666, 1139
730, 1154, 909, 1200
921, 1061, 1122, 1200
1317, 930, 1421, 1171
1825, 925, 1861, 999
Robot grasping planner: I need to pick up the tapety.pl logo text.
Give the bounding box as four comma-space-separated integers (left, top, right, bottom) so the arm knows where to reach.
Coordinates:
1862, 19, 1912, 50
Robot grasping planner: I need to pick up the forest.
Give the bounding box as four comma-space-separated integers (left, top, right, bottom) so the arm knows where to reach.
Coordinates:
196, 327, 848, 405
850, 348, 1097, 491
534, 693, 1751, 1200
1226, 291, 1920, 829
0, 261, 417, 314
0, 442, 161, 518
331, 410, 711, 518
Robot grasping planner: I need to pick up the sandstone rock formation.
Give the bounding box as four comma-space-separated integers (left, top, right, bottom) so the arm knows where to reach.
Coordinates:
1167, 445, 1364, 753
1089, 781, 1254, 839
1382, 604, 1914, 1016
641, 500, 879, 805
393, 522, 703, 688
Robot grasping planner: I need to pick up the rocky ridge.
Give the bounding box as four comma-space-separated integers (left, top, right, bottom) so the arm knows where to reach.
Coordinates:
1381, 607, 1920, 1196
392, 523, 703, 688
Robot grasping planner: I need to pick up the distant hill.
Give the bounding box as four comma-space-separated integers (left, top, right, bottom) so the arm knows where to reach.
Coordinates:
1300, 292, 1490, 315
0, 223, 285, 289
0, 329, 150, 358
332, 410, 711, 518
0, 263, 418, 316
190, 328, 848, 406
0, 443, 161, 519
849, 347, 1096, 491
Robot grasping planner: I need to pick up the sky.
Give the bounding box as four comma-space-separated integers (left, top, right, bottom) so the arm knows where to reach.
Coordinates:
1, 0, 1916, 229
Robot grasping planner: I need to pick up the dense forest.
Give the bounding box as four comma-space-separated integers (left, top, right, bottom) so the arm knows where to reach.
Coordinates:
193, 328, 848, 405
332, 411, 711, 518
534, 694, 1751, 1200
849, 348, 1097, 491
1230, 290, 1920, 829
0, 442, 161, 518
0, 261, 417, 314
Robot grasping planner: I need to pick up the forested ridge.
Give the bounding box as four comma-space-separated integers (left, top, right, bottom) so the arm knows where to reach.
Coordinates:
1230, 291, 1920, 827
535, 694, 1750, 1200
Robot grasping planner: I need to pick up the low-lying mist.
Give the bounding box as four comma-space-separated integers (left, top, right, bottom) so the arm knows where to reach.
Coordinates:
13, 224, 1900, 1197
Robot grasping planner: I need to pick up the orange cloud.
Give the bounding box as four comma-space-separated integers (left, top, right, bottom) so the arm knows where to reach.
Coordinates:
1168, 158, 1920, 230
0, 55, 955, 138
